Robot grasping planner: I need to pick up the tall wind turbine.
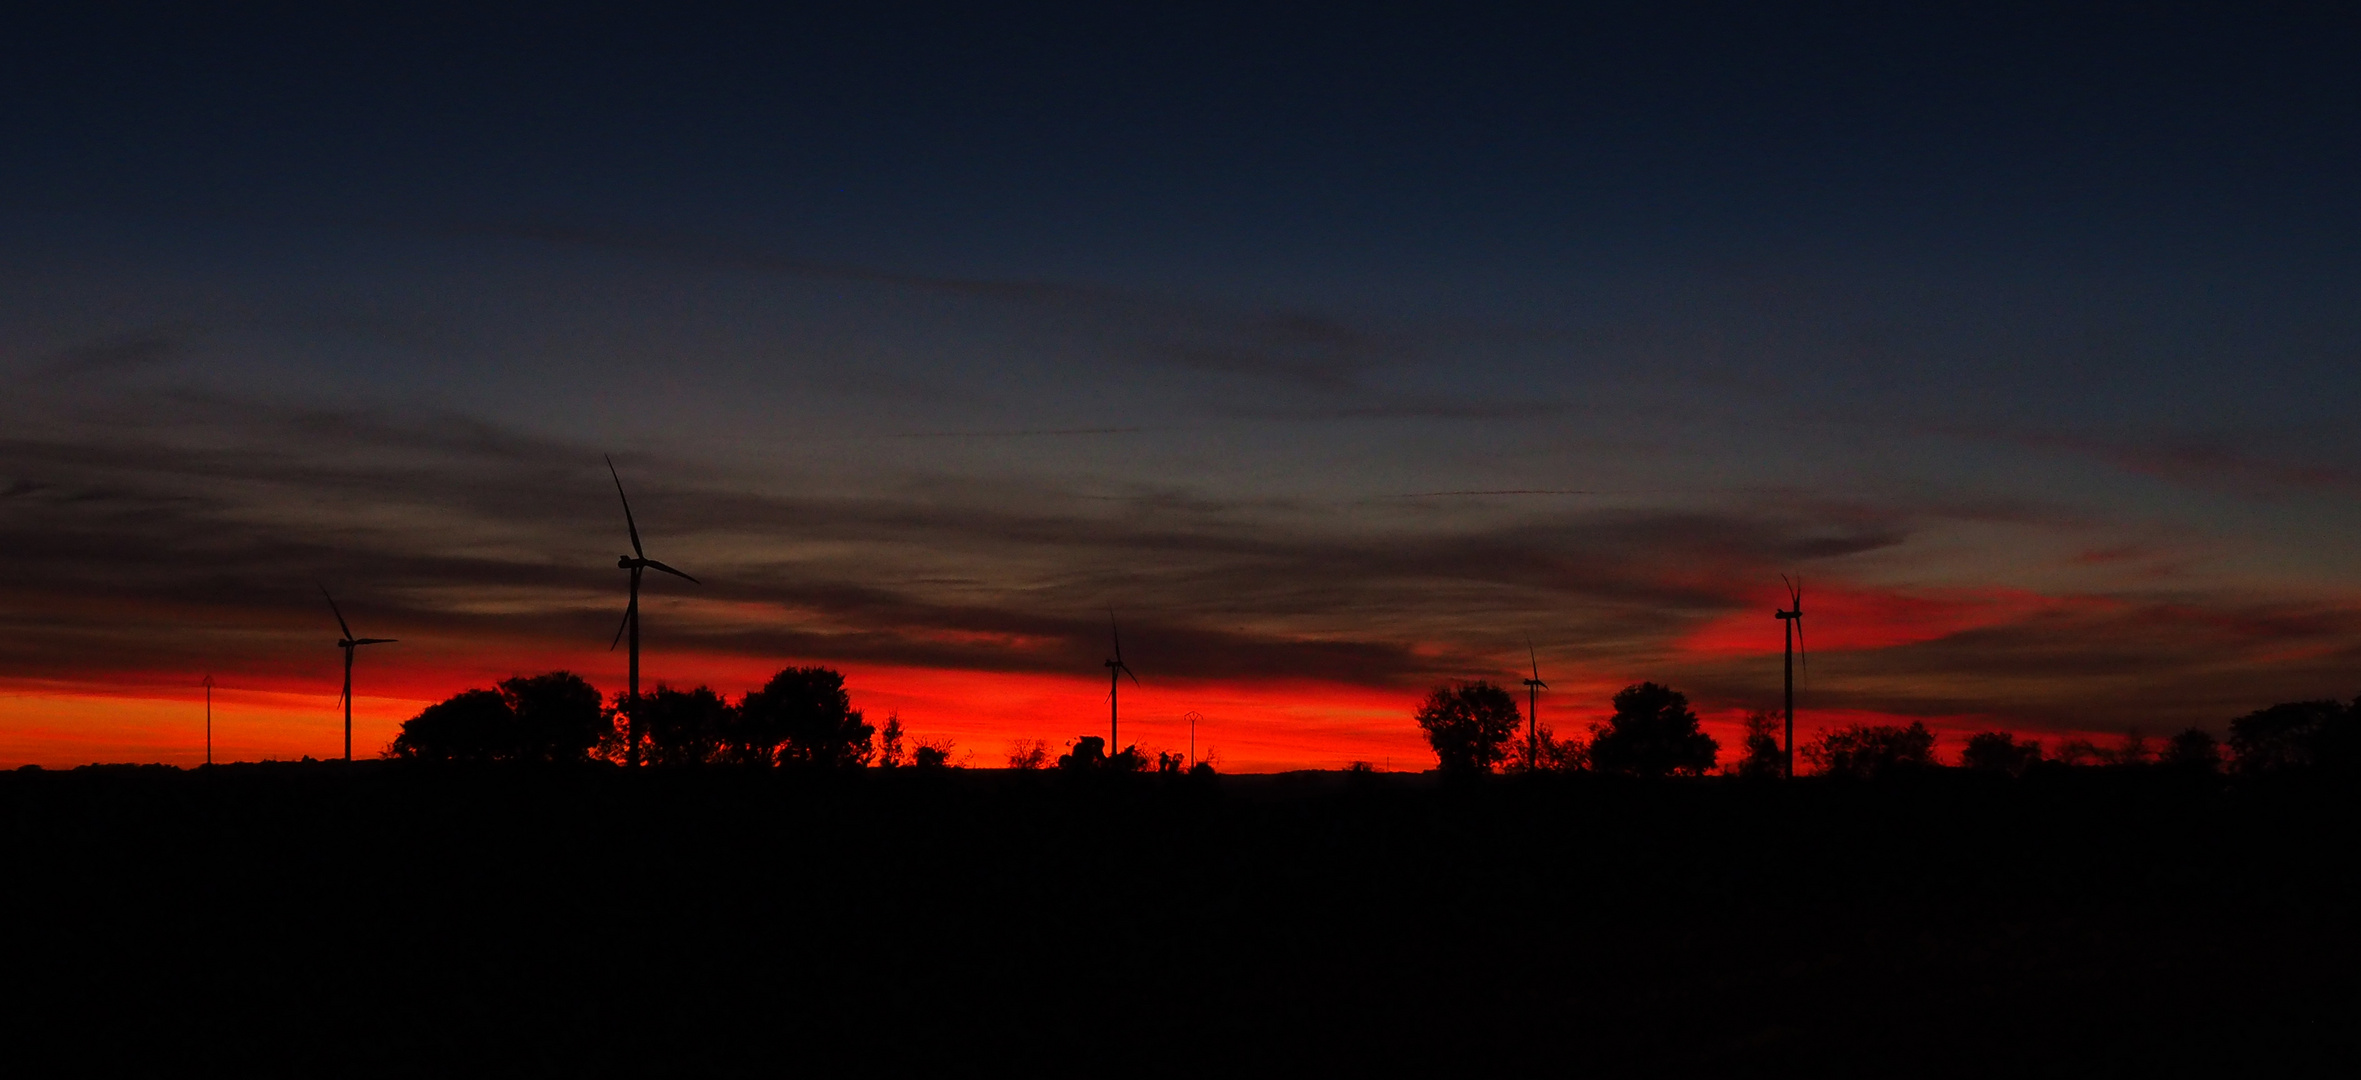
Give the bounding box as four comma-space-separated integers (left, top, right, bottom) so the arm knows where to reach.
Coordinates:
1522, 639, 1548, 770
1104, 612, 1138, 754
607, 455, 699, 767
1775, 576, 1806, 778
323, 589, 395, 762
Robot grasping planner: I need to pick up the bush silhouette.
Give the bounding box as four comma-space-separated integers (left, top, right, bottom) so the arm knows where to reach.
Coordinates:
1006, 740, 1052, 770
1059, 736, 1107, 771
741, 667, 873, 769
1804, 722, 1935, 779
911, 738, 954, 770
1414, 681, 1522, 774
1960, 731, 2042, 776
1587, 682, 1717, 777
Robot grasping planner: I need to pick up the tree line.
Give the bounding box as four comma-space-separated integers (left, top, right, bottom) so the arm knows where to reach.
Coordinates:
387, 667, 1207, 773
1414, 679, 2361, 780
388, 667, 952, 769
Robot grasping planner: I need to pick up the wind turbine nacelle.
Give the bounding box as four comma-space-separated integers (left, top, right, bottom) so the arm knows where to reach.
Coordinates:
618, 556, 637, 569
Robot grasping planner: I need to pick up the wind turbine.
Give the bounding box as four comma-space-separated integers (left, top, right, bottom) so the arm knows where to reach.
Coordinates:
202, 674, 214, 766
323, 589, 395, 762
607, 455, 699, 767
1104, 612, 1138, 755
1775, 576, 1806, 778
1522, 640, 1548, 771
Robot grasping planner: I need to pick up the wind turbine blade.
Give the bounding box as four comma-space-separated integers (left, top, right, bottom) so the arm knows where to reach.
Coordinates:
1123, 662, 1140, 687
606, 455, 645, 559
1794, 616, 1807, 672
643, 559, 700, 584
354, 638, 397, 645
609, 596, 636, 651
1527, 637, 1541, 682
321, 587, 353, 639
1535, 679, 1548, 690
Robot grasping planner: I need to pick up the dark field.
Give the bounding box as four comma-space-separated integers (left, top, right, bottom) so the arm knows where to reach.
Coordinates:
5, 764, 2356, 1075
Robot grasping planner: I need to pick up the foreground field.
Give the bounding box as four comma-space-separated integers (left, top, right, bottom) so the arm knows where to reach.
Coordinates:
4, 764, 2356, 1075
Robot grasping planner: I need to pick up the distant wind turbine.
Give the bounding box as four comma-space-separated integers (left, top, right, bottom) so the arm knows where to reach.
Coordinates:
1105, 612, 1138, 755
1522, 640, 1548, 771
203, 674, 214, 766
323, 589, 395, 762
1775, 576, 1806, 778
607, 455, 700, 767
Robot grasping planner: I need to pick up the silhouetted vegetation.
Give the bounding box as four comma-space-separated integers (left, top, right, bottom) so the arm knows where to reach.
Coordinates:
389, 672, 606, 763
1961, 731, 2043, 776
638, 685, 731, 765
1804, 722, 1935, 778
1058, 735, 1147, 772
742, 666, 874, 768
1587, 682, 1718, 777
2161, 728, 2221, 773
1733, 711, 1784, 778
1006, 739, 1052, 770
1414, 680, 1522, 774
2231, 698, 2358, 774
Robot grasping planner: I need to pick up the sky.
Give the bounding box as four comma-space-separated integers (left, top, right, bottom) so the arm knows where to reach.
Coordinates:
5, 3, 2361, 770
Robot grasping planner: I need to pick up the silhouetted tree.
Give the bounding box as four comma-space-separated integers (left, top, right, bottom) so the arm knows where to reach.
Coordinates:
1414, 681, 1523, 775
390, 689, 514, 762
638, 685, 731, 766
501, 671, 607, 763
1158, 751, 1185, 774
2051, 738, 2102, 767
2104, 730, 2155, 767
1804, 722, 1935, 779
876, 712, 906, 768
1006, 739, 1052, 770
1587, 682, 1717, 777
1733, 711, 1784, 778
1503, 724, 1586, 774
741, 667, 873, 769
2160, 728, 2221, 773
1960, 731, 2042, 776
389, 672, 609, 763
2228, 699, 2342, 775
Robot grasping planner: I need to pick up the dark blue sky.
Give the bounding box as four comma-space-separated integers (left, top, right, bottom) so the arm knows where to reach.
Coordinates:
6, 4, 2361, 764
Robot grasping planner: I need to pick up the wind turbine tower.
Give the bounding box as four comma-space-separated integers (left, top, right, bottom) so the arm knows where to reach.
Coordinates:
607, 456, 700, 766
1104, 613, 1138, 754
323, 589, 396, 762
1522, 640, 1548, 770
1775, 576, 1806, 778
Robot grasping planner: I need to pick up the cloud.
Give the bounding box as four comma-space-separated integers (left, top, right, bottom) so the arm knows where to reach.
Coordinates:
453, 217, 1555, 420
33, 335, 185, 379
5, 390, 2356, 737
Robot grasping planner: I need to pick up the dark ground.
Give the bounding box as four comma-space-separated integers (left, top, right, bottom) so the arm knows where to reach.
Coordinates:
4, 763, 2355, 1076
